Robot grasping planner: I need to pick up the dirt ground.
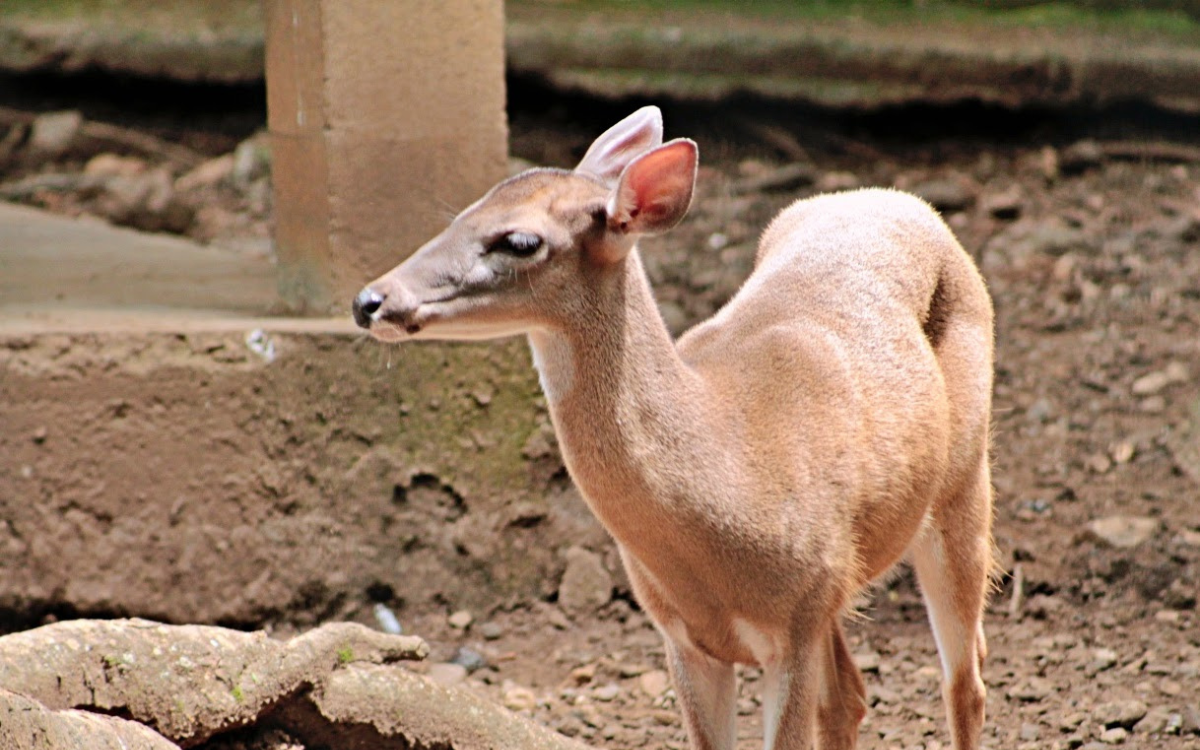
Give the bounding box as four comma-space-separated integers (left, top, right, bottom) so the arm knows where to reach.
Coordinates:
3, 93, 1199, 749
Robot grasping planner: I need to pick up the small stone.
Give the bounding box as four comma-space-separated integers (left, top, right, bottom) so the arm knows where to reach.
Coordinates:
1134, 706, 1172, 734
478, 621, 505, 641
983, 187, 1023, 219
912, 177, 977, 213
817, 171, 860, 192
175, 154, 235, 192
869, 685, 900, 705
1085, 516, 1159, 548
1026, 397, 1053, 424
447, 609, 474, 630
372, 603, 403, 634
570, 663, 597, 685
1019, 722, 1040, 741
545, 606, 571, 630
449, 646, 487, 673
1131, 363, 1188, 396
1110, 441, 1135, 465
558, 547, 613, 617
85, 153, 147, 179
1140, 395, 1167, 413
1154, 609, 1181, 623
593, 683, 620, 702
1178, 706, 1200, 734
639, 669, 671, 697
616, 662, 649, 678
502, 682, 539, 712
1009, 677, 1054, 702
29, 110, 83, 157
1088, 648, 1119, 673
1061, 712, 1088, 730
1099, 727, 1128, 744
853, 651, 881, 673
1095, 699, 1148, 729
1028, 223, 1093, 257
1086, 453, 1113, 474
1060, 140, 1104, 175
426, 662, 468, 688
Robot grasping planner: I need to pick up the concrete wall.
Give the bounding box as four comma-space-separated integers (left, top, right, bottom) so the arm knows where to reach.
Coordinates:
266, 0, 508, 314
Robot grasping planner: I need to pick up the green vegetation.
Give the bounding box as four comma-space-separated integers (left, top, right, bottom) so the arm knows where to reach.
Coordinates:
231, 684, 245, 703
336, 646, 354, 665
0, 0, 261, 34
513, 0, 1200, 40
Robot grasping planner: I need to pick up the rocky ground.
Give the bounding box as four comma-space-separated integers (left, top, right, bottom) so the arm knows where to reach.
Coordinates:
2, 94, 1199, 749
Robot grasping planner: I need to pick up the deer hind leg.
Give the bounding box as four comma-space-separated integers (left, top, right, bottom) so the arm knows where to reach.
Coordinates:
910, 466, 993, 750
665, 635, 737, 750
815, 619, 866, 749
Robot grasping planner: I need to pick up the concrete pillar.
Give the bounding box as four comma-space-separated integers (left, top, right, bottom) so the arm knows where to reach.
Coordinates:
266, 0, 507, 314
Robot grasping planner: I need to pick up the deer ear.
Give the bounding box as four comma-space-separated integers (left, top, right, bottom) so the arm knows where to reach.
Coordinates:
606, 139, 698, 238
575, 106, 664, 184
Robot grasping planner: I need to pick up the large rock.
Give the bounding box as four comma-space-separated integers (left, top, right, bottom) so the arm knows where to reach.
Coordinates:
0, 689, 179, 750
0, 618, 590, 750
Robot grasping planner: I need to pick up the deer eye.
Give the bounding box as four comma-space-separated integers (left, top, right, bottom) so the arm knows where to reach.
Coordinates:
487, 231, 543, 257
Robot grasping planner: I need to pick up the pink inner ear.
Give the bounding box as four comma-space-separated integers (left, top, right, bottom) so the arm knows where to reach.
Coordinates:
623, 141, 696, 224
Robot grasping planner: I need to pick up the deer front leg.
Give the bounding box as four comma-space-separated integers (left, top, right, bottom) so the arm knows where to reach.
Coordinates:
665, 635, 737, 750
760, 630, 823, 750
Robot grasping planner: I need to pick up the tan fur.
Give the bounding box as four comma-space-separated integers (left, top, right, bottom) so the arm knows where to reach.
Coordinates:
353, 107, 995, 750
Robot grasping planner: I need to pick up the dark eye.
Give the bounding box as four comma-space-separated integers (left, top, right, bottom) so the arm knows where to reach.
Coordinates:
487, 231, 543, 257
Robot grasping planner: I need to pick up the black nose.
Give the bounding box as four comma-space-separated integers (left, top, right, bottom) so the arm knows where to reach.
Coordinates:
352, 287, 384, 329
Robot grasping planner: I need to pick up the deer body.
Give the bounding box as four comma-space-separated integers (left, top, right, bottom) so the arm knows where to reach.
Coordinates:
354, 108, 994, 750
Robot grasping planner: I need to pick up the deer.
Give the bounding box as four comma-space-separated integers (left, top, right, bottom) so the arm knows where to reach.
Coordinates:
352, 106, 995, 750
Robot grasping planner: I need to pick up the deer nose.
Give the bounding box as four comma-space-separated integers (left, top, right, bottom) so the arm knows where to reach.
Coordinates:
352, 287, 385, 328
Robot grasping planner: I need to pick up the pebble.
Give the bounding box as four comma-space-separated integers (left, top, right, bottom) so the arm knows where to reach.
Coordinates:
1026, 223, 1093, 257
426, 662, 468, 688
1099, 727, 1128, 744
372, 603, 403, 635
1134, 706, 1173, 734
449, 646, 487, 673
912, 177, 977, 213
448, 609, 474, 630
1085, 516, 1159, 549
1131, 362, 1188, 395
639, 669, 671, 697
502, 682, 539, 712
593, 683, 621, 702
1060, 140, 1104, 175
1181, 706, 1200, 735
85, 153, 147, 179
983, 187, 1023, 219
175, 153, 235, 192
570, 663, 597, 685
558, 547, 613, 616
1095, 699, 1148, 729
854, 651, 881, 673
1019, 722, 1040, 741
1009, 676, 1054, 702
29, 110, 83, 157
478, 621, 505, 640
1087, 648, 1119, 674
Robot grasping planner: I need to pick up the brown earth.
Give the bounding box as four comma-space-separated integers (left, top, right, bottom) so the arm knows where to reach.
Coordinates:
2, 98, 1200, 749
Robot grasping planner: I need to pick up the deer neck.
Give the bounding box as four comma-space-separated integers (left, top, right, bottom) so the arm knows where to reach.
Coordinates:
527, 250, 726, 541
